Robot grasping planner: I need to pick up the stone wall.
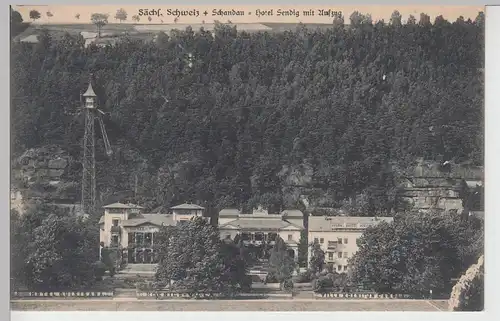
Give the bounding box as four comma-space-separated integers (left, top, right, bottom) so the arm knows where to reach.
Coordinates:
11, 145, 79, 208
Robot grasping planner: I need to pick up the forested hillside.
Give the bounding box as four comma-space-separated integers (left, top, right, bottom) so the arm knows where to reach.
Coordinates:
10, 12, 484, 217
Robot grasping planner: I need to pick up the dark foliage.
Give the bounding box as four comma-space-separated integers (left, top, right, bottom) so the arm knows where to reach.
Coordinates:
10, 14, 484, 215
154, 217, 249, 295
11, 204, 100, 291
350, 211, 484, 296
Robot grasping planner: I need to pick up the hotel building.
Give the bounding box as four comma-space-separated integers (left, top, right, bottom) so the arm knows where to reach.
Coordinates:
218, 206, 304, 261
98, 202, 205, 264
307, 215, 394, 273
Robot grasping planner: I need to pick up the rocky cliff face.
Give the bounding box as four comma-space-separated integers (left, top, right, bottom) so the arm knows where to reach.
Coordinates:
11, 145, 79, 206
448, 255, 484, 311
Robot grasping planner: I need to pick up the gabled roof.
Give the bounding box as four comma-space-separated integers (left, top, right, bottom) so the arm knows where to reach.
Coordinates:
171, 203, 204, 210
220, 218, 303, 231
20, 34, 39, 43
103, 202, 144, 209
281, 210, 304, 217
219, 208, 241, 217
83, 82, 97, 97
121, 214, 175, 227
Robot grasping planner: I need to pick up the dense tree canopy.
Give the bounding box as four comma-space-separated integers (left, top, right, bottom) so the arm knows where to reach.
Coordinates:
11, 204, 100, 291
349, 211, 484, 296
10, 13, 484, 216
155, 217, 249, 295
309, 242, 326, 273
268, 236, 295, 283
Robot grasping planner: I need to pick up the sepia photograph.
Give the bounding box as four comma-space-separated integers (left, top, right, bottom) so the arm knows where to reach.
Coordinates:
9, 3, 486, 313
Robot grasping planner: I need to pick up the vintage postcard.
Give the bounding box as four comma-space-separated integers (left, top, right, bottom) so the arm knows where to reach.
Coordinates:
9, 3, 485, 313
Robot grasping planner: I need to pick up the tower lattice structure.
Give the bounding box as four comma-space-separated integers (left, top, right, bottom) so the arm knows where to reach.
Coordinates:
81, 77, 112, 215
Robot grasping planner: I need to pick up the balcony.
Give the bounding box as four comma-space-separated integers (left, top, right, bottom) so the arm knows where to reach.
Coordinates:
111, 226, 121, 234
327, 241, 338, 250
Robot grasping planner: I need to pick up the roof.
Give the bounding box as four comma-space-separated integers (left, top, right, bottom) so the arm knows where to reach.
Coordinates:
281, 210, 304, 218
466, 180, 483, 188
20, 34, 39, 43
220, 218, 303, 230
121, 214, 175, 227
469, 211, 484, 219
218, 208, 303, 218
308, 216, 394, 232
171, 203, 204, 210
103, 202, 144, 209
82, 83, 97, 97
219, 209, 241, 217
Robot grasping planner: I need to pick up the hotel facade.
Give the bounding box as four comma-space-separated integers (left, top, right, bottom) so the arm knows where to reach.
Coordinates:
98, 202, 205, 264
307, 216, 394, 273
218, 206, 304, 261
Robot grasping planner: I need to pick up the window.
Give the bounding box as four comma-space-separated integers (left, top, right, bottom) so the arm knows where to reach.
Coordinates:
128, 233, 135, 245
338, 265, 342, 271
145, 233, 152, 246
112, 219, 119, 226
328, 241, 337, 247
328, 252, 334, 260
320, 238, 324, 244
344, 238, 348, 244
338, 252, 343, 258
337, 238, 343, 244
344, 252, 348, 258
288, 234, 293, 241
136, 233, 144, 245
225, 234, 231, 240
344, 265, 348, 271
314, 237, 319, 244
111, 235, 119, 246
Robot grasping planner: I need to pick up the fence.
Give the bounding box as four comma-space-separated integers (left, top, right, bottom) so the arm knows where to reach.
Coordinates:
136, 291, 293, 299
12, 291, 114, 298
314, 292, 413, 299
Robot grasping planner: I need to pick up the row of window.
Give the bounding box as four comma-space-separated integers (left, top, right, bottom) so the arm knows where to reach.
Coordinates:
314, 237, 349, 245
224, 234, 294, 241
328, 252, 349, 260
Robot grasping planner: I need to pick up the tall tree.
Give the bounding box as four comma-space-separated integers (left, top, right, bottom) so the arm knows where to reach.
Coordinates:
29, 10, 41, 22
268, 236, 295, 284
309, 242, 326, 273
91, 13, 109, 37
350, 211, 483, 296
115, 8, 127, 23
155, 217, 249, 296
11, 204, 99, 291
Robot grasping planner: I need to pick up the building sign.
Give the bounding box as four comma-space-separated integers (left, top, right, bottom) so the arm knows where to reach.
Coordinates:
128, 226, 159, 232
13, 291, 114, 297
314, 292, 412, 299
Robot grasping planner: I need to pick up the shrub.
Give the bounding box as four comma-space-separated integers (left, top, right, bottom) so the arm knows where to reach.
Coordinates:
92, 261, 106, 281
240, 275, 252, 292
282, 278, 294, 292
313, 275, 334, 293
293, 270, 313, 283
265, 273, 279, 284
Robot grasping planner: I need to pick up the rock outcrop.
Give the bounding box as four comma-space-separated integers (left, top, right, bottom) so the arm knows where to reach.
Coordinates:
448, 255, 484, 311
11, 145, 79, 204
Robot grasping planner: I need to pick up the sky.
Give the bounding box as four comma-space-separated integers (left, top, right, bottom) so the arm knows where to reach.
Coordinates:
15, 5, 484, 24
